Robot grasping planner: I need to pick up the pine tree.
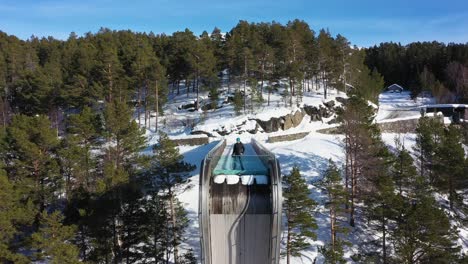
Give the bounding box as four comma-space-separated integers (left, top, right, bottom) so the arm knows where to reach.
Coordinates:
317, 29, 335, 99
390, 195, 461, 263
4, 115, 60, 224
140, 193, 168, 263
338, 95, 381, 227
413, 116, 444, 183
233, 90, 243, 115
11, 68, 53, 115
60, 106, 101, 195
151, 132, 195, 263
180, 248, 197, 264
31, 211, 80, 264
319, 160, 349, 264
386, 139, 462, 263
95, 29, 126, 103
283, 166, 317, 264
0, 167, 33, 264
119, 184, 149, 264
365, 155, 397, 264
392, 140, 418, 196
433, 124, 466, 210
100, 100, 146, 192
194, 31, 217, 109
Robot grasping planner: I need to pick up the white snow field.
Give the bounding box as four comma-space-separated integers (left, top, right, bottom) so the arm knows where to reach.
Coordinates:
376, 90, 434, 122
144, 84, 467, 263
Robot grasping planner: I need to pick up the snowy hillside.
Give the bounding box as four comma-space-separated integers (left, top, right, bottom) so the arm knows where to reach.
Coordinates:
144, 86, 467, 263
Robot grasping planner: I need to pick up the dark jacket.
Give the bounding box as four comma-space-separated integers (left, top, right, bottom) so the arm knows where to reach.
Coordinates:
232, 142, 245, 156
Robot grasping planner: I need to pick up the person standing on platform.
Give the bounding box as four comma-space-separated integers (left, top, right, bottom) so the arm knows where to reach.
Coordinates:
232, 137, 245, 170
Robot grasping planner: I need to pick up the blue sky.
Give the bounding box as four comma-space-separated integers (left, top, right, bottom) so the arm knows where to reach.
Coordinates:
0, 0, 467, 47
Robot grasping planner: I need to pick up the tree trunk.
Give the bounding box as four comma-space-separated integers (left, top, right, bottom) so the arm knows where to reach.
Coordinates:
268, 89, 271, 106
331, 207, 335, 252
155, 80, 159, 132
107, 63, 113, 102
192, 77, 196, 93
113, 216, 119, 264
177, 80, 180, 95
287, 220, 291, 264
449, 175, 454, 210
144, 82, 148, 128
196, 73, 200, 110
345, 138, 349, 210
170, 195, 179, 264
382, 207, 387, 264
227, 71, 231, 94
0, 97, 6, 128
137, 85, 141, 125
350, 148, 357, 227
244, 55, 247, 113
260, 62, 265, 97
324, 76, 328, 99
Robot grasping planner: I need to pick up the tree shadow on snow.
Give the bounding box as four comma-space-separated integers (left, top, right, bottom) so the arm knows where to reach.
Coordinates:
276, 151, 330, 183
181, 208, 202, 259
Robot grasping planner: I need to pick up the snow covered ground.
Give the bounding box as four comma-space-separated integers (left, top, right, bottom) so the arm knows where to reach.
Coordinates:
376, 91, 434, 122
145, 87, 467, 263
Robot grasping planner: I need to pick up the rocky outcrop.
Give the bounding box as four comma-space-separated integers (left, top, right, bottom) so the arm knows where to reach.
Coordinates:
292, 110, 304, 126
256, 117, 282, 132
192, 100, 338, 135
303, 105, 320, 121
191, 130, 215, 137
335, 97, 347, 104
283, 114, 294, 130
256, 110, 304, 133
323, 100, 335, 108
302, 102, 336, 122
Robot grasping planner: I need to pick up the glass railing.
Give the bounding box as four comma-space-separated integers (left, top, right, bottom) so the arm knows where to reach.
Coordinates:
210, 155, 272, 176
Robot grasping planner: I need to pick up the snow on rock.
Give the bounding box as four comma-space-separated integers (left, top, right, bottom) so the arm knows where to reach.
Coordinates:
254, 107, 296, 121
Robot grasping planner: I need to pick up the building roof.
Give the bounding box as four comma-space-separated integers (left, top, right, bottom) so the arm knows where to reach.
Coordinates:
387, 84, 404, 90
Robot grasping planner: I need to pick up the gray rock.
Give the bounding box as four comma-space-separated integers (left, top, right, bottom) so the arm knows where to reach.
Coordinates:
291, 110, 304, 127
324, 100, 335, 108
283, 114, 294, 130
335, 97, 348, 104
178, 102, 196, 110
320, 105, 333, 118
191, 130, 214, 137
256, 117, 282, 133
303, 105, 322, 122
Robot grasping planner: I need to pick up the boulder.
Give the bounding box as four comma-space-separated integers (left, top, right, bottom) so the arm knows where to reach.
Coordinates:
323, 100, 335, 108
247, 123, 259, 134
327, 118, 339, 124
283, 114, 294, 130
178, 102, 196, 110
191, 130, 214, 137
303, 105, 318, 116
291, 110, 304, 126
201, 103, 217, 111
303, 105, 322, 121
335, 97, 348, 104
256, 117, 282, 133
320, 105, 333, 118
216, 129, 230, 136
